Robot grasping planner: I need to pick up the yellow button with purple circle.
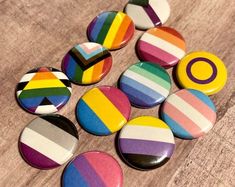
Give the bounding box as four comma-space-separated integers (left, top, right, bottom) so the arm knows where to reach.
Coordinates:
176, 51, 227, 95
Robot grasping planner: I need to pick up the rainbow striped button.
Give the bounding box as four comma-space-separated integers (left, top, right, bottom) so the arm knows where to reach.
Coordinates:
62, 42, 112, 85
176, 51, 227, 95
19, 115, 79, 169
119, 62, 171, 108
124, 0, 170, 30
118, 116, 175, 170
76, 86, 131, 135
137, 27, 186, 68
161, 89, 217, 139
62, 151, 123, 187
87, 11, 135, 50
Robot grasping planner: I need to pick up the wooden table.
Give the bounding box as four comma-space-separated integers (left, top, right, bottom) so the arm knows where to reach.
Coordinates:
0, 0, 234, 186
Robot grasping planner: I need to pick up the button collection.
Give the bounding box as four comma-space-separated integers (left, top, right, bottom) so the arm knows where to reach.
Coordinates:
16, 0, 227, 186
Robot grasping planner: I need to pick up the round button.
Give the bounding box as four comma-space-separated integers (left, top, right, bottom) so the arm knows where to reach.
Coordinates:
76, 86, 131, 135
62, 151, 123, 187
19, 114, 79, 169
137, 27, 186, 68
16, 67, 72, 114
161, 89, 217, 139
124, 0, 170, 30
119, 61, 171, 108
62, 42, 112, 85
118, 116, 175, 170
176, 51, 227, 95
87, 11, 135, 50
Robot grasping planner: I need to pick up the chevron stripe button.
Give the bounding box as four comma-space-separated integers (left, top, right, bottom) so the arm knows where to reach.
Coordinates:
62, 42, 112, 85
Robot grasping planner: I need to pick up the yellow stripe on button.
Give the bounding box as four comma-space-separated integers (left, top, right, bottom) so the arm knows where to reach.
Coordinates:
103, 12, 125, 49
128, 116, 170, 129
82, 66, 94, 84
82, 88, 127, 132
24, 79, 66, 90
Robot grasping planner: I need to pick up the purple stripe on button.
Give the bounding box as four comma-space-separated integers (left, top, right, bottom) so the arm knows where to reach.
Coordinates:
19, 142, 60, 169
73, 155, 106, 187
119, 138, 175, 158
143, 4, 161, 26
186, 57, 217, 84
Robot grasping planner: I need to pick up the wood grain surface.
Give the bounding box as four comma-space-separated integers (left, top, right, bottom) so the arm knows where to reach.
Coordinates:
0, 0, 235, 186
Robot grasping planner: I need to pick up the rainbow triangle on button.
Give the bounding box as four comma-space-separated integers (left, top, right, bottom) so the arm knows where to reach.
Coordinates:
17, 67, 71, 114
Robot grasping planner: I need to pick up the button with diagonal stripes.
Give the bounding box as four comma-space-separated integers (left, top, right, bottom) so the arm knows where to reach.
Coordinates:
119, 61, 171, 108
62, 151, 123, 187
16, 67, 72, 114
161, 89, 217, 139
19, 114, 79, 169
62, 42, 112, 85
137, 27, 186, 68
118, 116, 175, 170
124, 0, 170, 30
76, 86, 131, 136
87, 11, 135, 50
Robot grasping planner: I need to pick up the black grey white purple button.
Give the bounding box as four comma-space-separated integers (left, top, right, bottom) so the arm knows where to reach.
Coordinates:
19, 115, 79, 169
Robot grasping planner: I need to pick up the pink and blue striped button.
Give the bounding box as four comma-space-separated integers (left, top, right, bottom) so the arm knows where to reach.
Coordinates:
161, 89, 217, 139
62, 151, 123, 187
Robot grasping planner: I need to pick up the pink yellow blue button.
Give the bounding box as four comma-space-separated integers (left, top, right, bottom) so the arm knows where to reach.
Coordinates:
176, 51, 227, 95
124, 0, 170, 30
161, 89, 217, 139
87, 11, 135, 50
62, 151, 123, 187
76, 86, 131, 136
118, 116, 175, 170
